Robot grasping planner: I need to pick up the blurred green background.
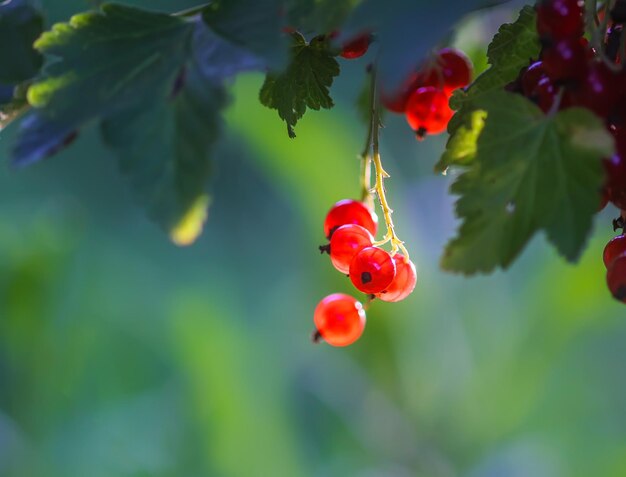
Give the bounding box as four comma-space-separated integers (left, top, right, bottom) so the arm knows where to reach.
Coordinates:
1, 1, 626, 476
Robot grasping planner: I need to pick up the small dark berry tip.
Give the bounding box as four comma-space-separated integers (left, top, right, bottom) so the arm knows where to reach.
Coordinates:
415, 127, 427, 140
311, 329, 323, 343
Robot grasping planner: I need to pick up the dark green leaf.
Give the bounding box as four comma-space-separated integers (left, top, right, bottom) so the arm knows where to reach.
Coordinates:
12, 4, 192, 166
101, 24, 232, 244
442, 92, 613, 274
27, 4, 193, 121
12, 3, 264, 243
0, 0, 44, 83
259, 33, 339, 138
202, 0, 287, 70
286, 0, 357, 34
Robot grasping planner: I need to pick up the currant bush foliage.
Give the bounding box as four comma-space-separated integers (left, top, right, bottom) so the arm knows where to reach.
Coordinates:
0, 0, 43, 129
260, 33, 339, 138
0, 0, 613, 276
442, 92, 612, 273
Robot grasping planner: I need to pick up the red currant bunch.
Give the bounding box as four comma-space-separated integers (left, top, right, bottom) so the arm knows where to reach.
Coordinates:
379, 47, 473, 139
505, 0, 626, 300
314, 199, 417, 347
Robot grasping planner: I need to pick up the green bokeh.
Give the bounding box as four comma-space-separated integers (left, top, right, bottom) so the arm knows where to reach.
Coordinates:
1, 2, 625, 477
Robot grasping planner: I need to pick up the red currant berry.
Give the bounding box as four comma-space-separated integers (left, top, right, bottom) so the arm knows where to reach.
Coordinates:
313, 293, 366, 346
599, 189, 609, 211
607, 255, 626, 302
405, 86, 453, 139
380, 72, 422, 113
603, 130, 626, 208
521, 61, 548, 96
532, 76, 557, 112
324, 199, 378, 239
349, 246, 396, 294
329, 224, 374, 274
375, 254, 417, 302
604, 152, 626, 209
569, 62, 619, 117
536, 0, 584, 41
340, 33, 371, 59
603, 235, 626, 268
542, 37, 589, 83
421, 48, 473, 93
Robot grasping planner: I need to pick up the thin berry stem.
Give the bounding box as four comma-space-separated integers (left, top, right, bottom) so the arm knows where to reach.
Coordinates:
360, 70, 375, 207
366, 67, 410, 260
547, 87, 565, 116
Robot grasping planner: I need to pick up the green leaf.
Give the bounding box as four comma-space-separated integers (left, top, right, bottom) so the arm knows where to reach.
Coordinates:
101, 40, 229, 245
442, 92, 614, 275
437, 5, 540, 171
27, 4, 192, 119
0, 0, 44, 83
11, 3, 264, 244
286, 0, 358, 33
260, 33, 339, 138
202, 0, 287, 70
437, 109, 486, 171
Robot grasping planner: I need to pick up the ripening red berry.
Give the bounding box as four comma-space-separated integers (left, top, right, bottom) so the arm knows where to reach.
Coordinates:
340, 33, 371, 59
324, 199, 378, 239
405, 86, 453, 139
569, 62, 619, 117
421, 48, 473, 93
599, 189, 609, 211
380, 72, 422, 113
607, 255, 626, 302
603, 130, 626, 208
349, 246, 396, 294
536, 0, 584, 41
532, 76, 557, 112
604, 152, 626, 209
603, 235, 626, 268
542, 37, 589, 83
375, 254, 417, 302
313, 293, 366, 346
329, 224, 374, 274
521, 61, 548, 96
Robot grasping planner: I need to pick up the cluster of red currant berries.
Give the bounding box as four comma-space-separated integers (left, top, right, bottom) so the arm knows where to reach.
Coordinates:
313, 199, 417, 347
510, 0, 612, 117
512, 0, 626, 208
335, 32, 473, 139
380, 48, 473, 139
506, 0, 626, 303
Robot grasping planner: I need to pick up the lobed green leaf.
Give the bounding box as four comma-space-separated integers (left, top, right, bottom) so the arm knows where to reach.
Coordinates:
259, 33, 339, 138
12, 4, 263, 245
441, 92, 614, 274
